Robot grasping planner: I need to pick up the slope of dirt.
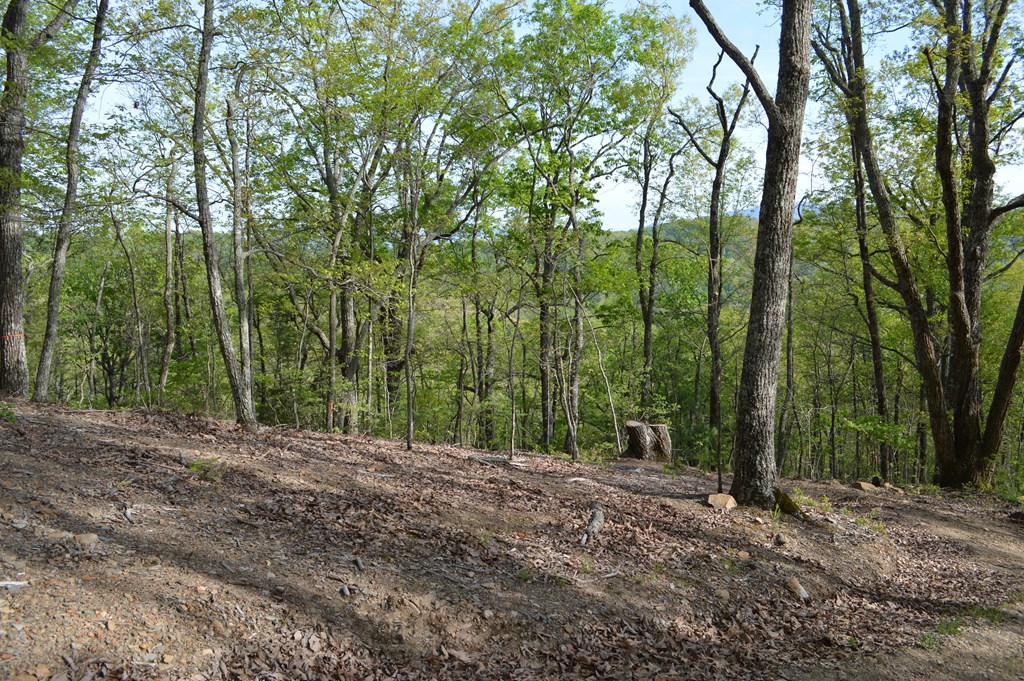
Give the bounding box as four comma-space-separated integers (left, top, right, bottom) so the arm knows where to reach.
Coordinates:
2, 402, 1024, 680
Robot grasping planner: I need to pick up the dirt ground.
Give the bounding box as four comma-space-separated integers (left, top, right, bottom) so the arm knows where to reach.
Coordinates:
2, 402, 1024, 680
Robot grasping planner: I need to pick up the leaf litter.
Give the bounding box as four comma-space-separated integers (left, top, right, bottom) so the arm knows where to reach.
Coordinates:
0, 402, 1022, 679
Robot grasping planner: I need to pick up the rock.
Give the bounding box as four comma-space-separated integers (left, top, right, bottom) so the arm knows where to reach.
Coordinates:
737, 550, 750, 561
32, 665, 52, 679
852, 481, 875, 492
74, 533, 99, 547
716, 588, 731, 601
774, 532, 787, 546
786, 576, 809, 601
773, 489, 805, 519
707, 493, 737, 511
483, 609, 494, 619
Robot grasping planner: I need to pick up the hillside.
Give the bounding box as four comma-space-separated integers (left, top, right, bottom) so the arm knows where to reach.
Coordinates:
2, 403, 1024, 680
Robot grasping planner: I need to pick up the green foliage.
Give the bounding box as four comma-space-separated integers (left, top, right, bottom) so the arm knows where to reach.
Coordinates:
187, 457, 223, 482
789, 488, 832, 513
966, 605, 1006, 624
0, 402, 15, 423
515, 566, 535, 582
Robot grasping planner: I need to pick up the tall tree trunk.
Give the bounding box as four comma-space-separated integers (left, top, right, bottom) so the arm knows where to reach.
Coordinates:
538, 229, 556, 450
112, 209, 151, 406
226, 85, 255, 425
850, 141, 891, 480
0, 0, 77, 397
692, 0, 813, 507
635, 134, 655, 415
157, 158, 178, 402
33, 0, 107, 402
776, 246, 795, 476
405, 237, 417, 450
673, 49, 754, 485
192, 0, 257, 429
563, 224, 585, 459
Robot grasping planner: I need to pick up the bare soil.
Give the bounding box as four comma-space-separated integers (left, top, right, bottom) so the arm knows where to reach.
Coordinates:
1, 402, 1023, 680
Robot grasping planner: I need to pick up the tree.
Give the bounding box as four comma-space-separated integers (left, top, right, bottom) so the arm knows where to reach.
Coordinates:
671, 50, 755, 493
0, 0, 79, 397
812, 0, 1024, 486
690, 0, 814, 507
192, 0, 257, 429
33, 0, 109, 402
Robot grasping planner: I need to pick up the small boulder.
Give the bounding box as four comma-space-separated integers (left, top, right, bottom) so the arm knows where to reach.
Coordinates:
774, 532, 788, 546
786, 576, 809, 601
74, 533, 99, 547
852, 481, 876, 492
707, 493, 737, 511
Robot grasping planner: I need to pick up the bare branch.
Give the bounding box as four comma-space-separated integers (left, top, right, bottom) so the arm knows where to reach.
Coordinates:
689, 0, 778, 125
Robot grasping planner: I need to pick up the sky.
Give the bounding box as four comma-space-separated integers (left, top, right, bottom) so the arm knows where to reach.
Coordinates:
594, 0, 783, 230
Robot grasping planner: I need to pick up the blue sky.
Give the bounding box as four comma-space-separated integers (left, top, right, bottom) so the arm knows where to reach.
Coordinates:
596, 0, 783, 229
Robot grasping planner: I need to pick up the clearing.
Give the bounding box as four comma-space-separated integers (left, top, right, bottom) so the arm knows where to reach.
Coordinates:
1, 402, 1023, 680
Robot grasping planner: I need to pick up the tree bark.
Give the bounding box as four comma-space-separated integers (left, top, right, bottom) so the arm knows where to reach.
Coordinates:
691, 0, 813, 507
33, 0, 108, 402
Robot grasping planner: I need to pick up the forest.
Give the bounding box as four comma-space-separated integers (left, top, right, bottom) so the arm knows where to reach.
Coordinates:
1, 0, 1024, 501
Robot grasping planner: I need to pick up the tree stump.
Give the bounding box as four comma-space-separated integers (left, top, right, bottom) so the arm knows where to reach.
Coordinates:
624, 420, 672, 461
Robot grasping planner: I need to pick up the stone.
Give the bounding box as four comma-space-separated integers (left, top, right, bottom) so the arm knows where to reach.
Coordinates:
716, 588, 731, 601
737, 551, 750, 561
786, 576, 809, 601
851, 481, 875, 492
73, 533, 99, 547
774, 532, 787, 546
707, 494, 737, 511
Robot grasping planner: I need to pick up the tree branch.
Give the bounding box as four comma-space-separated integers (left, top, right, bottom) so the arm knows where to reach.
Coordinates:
689, 0, 778, 125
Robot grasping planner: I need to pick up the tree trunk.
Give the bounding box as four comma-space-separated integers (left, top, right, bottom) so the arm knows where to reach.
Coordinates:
692, 0, 813, 507
192, 0, 257, 429
776, 245, 795, 476
33, 0, 107, 402
851, 140, 890, 481
563, 222, 585, 459
112, 209, 151, 406
624, 420, 671, 461
157, 158, 177, 402
538, 229, 556, 450
0, 4, 33, 398
226, 86, 255, 426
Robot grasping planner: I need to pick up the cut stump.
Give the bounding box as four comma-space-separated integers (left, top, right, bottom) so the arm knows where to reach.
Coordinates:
624, 421, 671, 461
